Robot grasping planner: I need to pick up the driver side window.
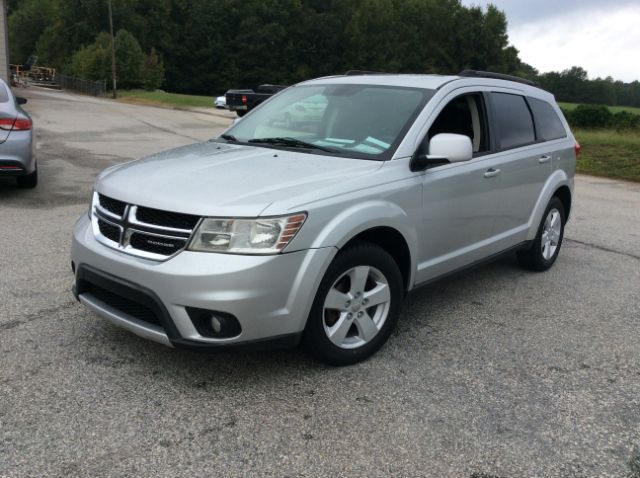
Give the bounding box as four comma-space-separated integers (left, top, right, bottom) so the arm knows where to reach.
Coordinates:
426, 93, 490, 156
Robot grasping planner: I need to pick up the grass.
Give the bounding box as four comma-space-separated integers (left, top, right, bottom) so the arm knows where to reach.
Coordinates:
117, 89, 214, 108
559, 102, 640, 115
574, 128, 640, 182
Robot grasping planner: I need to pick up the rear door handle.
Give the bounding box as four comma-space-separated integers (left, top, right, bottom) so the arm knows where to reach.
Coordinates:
538, 155, 551, 164
483, 168, 501, 178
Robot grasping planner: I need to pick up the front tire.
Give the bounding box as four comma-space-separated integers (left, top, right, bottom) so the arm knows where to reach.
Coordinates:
303, 243, 403, 365
517, 196, 565, 271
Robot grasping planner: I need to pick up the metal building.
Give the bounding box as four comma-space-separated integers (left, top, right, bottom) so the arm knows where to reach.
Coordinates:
0, 0, 8, 83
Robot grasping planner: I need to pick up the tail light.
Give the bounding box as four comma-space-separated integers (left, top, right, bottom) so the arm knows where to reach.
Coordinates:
241, 95, 247, 104
0, 118, 15, 130
0, 117, 32, 131
575, 142, 581, 157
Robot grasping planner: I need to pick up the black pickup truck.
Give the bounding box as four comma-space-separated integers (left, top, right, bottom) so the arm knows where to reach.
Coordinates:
225, 84, 287, 117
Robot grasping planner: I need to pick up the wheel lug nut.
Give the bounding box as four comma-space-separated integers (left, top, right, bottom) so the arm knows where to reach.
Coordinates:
345, 300, 351, 308
357, 311, 363, 318
362, 298, 368, 305
347, 313, 353, 319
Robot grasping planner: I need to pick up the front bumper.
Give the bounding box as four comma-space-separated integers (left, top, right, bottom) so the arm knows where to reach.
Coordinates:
71, 214, 336, 349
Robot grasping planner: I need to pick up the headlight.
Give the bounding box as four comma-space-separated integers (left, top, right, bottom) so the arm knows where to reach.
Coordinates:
188, 213, 306, 254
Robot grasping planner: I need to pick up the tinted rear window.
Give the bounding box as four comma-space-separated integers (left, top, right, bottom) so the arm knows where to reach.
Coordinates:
528, 97, 567, 141
492, 93, 535, 149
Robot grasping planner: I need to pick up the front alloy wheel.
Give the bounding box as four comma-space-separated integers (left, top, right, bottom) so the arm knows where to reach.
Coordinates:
323, 265, 391, 349
304, 242, 403, 365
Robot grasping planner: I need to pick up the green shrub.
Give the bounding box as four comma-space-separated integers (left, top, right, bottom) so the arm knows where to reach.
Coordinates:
570, 104, 613, 128
559, 107, 573, 124
611, 111, 640, 132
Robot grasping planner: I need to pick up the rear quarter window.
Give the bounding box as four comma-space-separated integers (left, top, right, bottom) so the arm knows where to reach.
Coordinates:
491, 93, 535, 149
528, 97, 567, 141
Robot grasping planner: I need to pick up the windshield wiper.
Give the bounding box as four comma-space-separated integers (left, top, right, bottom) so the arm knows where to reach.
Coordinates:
220, 134, 238, 142
248, 137, 339, 153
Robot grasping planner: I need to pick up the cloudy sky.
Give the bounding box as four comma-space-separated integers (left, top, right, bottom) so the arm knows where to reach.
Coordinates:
460, 0, 640, 82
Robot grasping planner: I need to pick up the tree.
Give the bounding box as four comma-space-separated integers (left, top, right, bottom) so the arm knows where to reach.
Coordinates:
7, 0, 56, 64
69, 29, 153, 89
140, 48, 165, 90
69, 32, 111, 81
7, 0, 639, 104
113, 29, 145, 88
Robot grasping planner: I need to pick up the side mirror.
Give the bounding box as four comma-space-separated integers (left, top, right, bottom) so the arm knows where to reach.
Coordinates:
17, 97, 27, 105
411, 133, 472, 172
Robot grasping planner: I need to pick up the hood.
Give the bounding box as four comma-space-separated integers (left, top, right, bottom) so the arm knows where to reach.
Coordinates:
97, 141, 384, 217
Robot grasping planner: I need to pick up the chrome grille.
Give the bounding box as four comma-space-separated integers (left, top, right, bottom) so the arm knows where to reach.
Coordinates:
91, 192, 201, 260
136, 206, 200, 230
98, 194, 126, 217
97, 218, 121, 243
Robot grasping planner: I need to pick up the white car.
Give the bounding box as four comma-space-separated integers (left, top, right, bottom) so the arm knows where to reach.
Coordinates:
214, 95, 226, 109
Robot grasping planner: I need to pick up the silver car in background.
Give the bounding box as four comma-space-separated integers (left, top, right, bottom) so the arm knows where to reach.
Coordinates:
0, 79, 36, 188
72, 71, 577, 365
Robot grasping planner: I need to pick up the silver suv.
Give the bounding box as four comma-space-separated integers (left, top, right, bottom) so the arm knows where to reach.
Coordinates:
72, 71, 577, 365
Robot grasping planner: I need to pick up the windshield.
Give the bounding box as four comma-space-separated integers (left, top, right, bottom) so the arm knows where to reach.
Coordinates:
221, 84, 434, 160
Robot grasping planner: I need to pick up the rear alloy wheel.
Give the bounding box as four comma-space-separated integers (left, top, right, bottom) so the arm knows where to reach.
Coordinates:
517, 196, 565, 271
304, 243, 403, 365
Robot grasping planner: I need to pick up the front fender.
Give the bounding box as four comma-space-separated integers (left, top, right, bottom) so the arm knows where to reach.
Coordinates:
307, 200, 418, 287
527, 169, 574, 240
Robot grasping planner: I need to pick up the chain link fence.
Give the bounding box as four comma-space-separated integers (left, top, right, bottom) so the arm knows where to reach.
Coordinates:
57, 75, 107, 97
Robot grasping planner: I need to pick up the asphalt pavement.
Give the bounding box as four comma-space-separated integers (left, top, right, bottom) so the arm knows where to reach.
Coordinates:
1, 87, 639, 478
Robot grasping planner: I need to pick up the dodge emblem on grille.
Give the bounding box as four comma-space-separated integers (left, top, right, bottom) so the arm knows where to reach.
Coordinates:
146, 239, 176, 249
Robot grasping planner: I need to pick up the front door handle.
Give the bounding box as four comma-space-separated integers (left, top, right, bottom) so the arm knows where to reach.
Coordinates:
483, 168, 501, 178
538, 155, 551, 164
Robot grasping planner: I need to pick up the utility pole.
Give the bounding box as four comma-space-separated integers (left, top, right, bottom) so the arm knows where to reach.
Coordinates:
108, 0, 117, 99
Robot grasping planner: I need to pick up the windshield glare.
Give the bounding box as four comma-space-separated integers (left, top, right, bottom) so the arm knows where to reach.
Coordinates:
224, 84, 433, 159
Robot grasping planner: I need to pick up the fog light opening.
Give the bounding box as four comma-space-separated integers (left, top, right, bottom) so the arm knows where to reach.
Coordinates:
186, 307, 242, 339
210, 315, 223, 334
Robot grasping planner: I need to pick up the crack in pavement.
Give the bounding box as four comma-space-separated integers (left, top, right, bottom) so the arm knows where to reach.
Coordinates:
565, 237, 640, 261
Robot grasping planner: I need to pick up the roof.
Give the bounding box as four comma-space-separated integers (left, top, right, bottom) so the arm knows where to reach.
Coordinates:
298, 72, 549, 99
300, 74, 460, 90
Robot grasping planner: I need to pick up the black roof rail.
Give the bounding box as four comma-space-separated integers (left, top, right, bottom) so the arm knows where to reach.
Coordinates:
458, 70, 538, 87
344, 70, 390, 76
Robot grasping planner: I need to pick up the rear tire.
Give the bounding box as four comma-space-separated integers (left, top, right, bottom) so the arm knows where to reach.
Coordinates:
303, 242, 403, 366
517, 196, 565, 271
17, 167, 38, 189
236, 110, 247, 117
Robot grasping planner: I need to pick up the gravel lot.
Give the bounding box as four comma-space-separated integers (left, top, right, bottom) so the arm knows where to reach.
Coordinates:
1, 88, 639, 478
